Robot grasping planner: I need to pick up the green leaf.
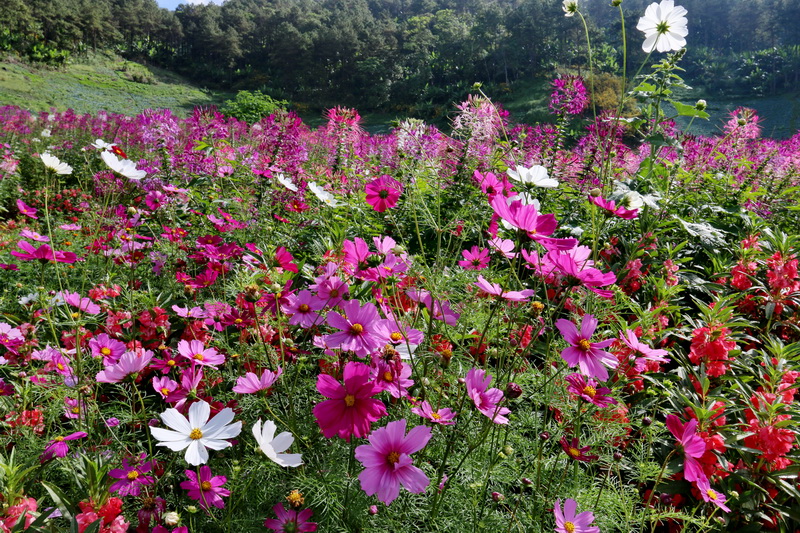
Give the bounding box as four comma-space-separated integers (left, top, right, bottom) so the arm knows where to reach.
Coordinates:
669, 100, 710, 119
41, 481, 77, 521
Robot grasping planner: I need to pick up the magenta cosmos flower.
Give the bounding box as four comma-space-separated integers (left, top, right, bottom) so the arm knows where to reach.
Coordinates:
696, 477, 731, 513
474, 275, 534, 302
108, 454, 155, 497
10, 241, 77, 263
554, 498, 600, 533
555, 315, 618, 381
411, 401, 456, 425
620, 329, 670, 370
232, 367, 282, 394
465, 367, 511, 424
16, 199, 38, 219
180, 466, 229, 510
325, 300, 384, 357
589, 195, 638, 219
264, 503, 317, 532
665, 414, 706, 483
364, 175, 403, 212
177, 339, 225, 367
41, 431, 87, 462
564, 373, 617, 407
559, 437, 598, 462
355, 419, 432, 505
281, 290, 324, 328
313, 361, 387, 441
458, 246, 490, 270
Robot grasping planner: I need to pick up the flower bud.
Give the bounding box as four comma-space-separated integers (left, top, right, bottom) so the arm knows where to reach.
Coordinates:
642, 416, 652, 427
521, 477, 533, 486
164, 512, 180, 526
368, 505, 379, 515
612, 0, 622, 6
695, 99, 707, 111
492, 492, 505, 502
539, 431, 550, 441
186, 506, 198, 514
613, 451, 623, 461
505, 382, 523, 399
589, 188, 602, 197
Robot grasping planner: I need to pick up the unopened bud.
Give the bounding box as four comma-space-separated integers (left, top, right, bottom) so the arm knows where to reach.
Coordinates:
695, 99, 707, 111
505, 382, 523, 399
589, 188, 602, 197
642, 416, 652, 427
492, 492, 505, 502
164, 512, 180, 526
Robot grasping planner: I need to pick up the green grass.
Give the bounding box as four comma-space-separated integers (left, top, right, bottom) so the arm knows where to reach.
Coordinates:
0, 52, 231, 117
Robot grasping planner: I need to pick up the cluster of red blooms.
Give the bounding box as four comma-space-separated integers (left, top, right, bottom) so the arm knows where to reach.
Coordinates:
687, 324, 737, 378
76, 498, 129, 533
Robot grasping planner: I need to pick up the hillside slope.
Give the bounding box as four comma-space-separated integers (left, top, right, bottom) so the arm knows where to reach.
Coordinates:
0, 53, 229, 116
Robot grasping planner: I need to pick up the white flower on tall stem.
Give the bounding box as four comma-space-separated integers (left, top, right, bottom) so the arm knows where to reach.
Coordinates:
252, 419, 303, 467
40, 153, 73, 175
101, 151, 147, 180
562, 0, 579, 17
308, 182, 342, 207
276, 173, 298, 192
150, 400, 242, 466
637, 0, 688, 53
506, 165, 559, 188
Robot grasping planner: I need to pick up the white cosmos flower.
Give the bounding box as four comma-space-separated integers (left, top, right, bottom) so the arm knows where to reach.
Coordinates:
276, 173, 298, 192
637, 0, 688, 53
562, 0, 579, 17
506, 165, 559, 188
101, 151, 147, 180
308, 182, 342, 207
150, 400, 242, 466
252, 419, 303, 468
40, 153, 73, 175
92, 139, 114, 151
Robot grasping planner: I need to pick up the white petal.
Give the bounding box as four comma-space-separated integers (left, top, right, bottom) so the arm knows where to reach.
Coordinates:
275, 452, 303, 468
185, 440, 208, 465
270, 432, 294, 453
201, 407, 235, 438
202, 437, 233, 451
187, 401, 211, 429
159, 408, 191, 434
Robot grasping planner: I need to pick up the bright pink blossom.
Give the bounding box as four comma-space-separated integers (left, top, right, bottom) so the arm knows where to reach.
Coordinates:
665, 414, 707, 483
355, 419, 431, 505
325, 300, 383, 357
465, 367, 510, 424
264, 503, 317, 532
365, 175, 403, 212
180, 465, 229, 510
233, 367, 283, 394
554, 498, 600, 533
555, 315, 618, 381
176, 339, 224, 367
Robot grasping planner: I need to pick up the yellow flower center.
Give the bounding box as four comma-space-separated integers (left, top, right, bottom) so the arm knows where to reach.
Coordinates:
568, 447, 581, 457
577, 339, 592, 351
387, 451, 400, 464
161, 387, 170, 396
200, 481, 212, 491
344, 394, 355, 407
707, 489, 718, 501
234, 318, 243, 324
390, 332, 403, 342
431, 412, 442, 420
564, 522, 576, 533
582, 385, 597, 397
72, 407, 80, 414
351, 323, 364, 334
71, 312, 80, 319
189, 428, 203, 440
57, 363, 64, 370
298, 304, 310, 313
193, 353, 204, 361
286, 490, 304, 508
127, 470, 140, 480
383, 371, 393, 382
54, 436, 64, 442
167, 360, 176, 366
101, 347, 111, 356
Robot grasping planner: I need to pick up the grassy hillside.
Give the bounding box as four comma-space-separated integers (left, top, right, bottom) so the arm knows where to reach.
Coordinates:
0, 52, 230, 117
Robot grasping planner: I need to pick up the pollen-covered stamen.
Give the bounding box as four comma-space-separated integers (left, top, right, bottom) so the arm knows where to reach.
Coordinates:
189, 428, 203, 440
706, 489, 718, 501
161, 387, 170, 396
383, 371, 393, 382
431, 412, 442, 420
387, 451, 400, 464
193, 353, 204, 361
100, 347, 112, 356
577, 339, 592, 351
298, 304, 310, 313
344, 394, 355, 407
390, 331, 403, 342
127, 470, 140, 480
350, 323, 364, 335
564, 522, 576, 533
200, 481, 212, 491
54, 436, 64, 442
582, 385, 597, 397
568, 447, 581, 457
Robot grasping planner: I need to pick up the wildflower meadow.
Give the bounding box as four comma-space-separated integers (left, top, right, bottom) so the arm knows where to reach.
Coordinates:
0, 1, 799, 531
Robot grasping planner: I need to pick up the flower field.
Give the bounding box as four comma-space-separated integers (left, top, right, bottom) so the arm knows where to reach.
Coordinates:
1, 3, 800, 532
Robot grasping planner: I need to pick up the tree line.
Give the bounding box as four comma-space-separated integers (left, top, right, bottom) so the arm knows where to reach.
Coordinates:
1, 0, 798, 113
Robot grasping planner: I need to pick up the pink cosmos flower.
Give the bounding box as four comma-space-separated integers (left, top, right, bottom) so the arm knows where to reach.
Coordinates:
232, 367, 283, 394
177, 339, 224, 367
458, 246, 490, 270
96, 350, 154, 383
180, 466, 229, 510
696, 477, 731, 513
281, 290, 325, 328
527, 248, 617, 298
564, 374, 617, 407
489, 195, 558, 237
108, 454, 155, 497
264, 503, 317, 532
10, 241, 77, 263
325, 300, 383, 357
16, 199, 38, 219
364, 175, 403, 212
474, 275, 534, 302
554, 498, 600, 533
488, 237, 517, 259
620, 329, 670, 370
19, 229, 49, 242
555, 315, 618, 381
61, 291, 101, 314
355, 419, 432, 505
153, 375, 179, 399
370, 360, 414, 399
411, 401, 456, 425
89, 333, 127, 365
465, 367, 511, 424
312, 361, 387, 441
560, 437, 599, 462
665, 414, 706, 483
41, 431, 87, 462
589, 195, 639, 219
